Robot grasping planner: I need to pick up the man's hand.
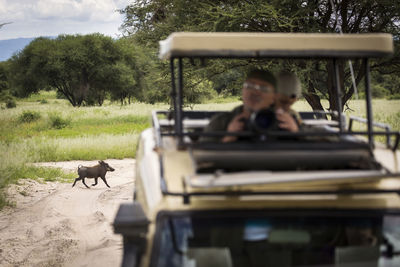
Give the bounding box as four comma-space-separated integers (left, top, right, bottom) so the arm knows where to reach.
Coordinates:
222, 113, 248, 142
276, 108, 299, 132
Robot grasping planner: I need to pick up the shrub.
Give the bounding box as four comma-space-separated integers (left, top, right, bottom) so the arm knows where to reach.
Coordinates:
184, 79, 218, 109
371, 84, 389, 98
48, 112, 71, 129
39, 99, 48, 104
6, 98, 16, 108
387, 94, 400, 100
0, 91, 17, 108
18, 111, 41, 123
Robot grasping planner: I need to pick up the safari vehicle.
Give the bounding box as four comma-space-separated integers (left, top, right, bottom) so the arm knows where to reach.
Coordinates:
113, 32, 400, 267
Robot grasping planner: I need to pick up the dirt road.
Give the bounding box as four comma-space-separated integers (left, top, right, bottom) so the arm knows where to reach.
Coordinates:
0, 159, 135, 267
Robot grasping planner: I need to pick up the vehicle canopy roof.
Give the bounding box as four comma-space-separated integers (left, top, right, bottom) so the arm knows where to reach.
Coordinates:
159, 32, 393, 59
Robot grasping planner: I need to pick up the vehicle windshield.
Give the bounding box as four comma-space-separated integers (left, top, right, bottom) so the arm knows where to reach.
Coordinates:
152, 210, 400, 267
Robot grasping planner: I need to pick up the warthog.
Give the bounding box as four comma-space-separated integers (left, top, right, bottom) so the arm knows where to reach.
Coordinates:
72, 160, 115, 188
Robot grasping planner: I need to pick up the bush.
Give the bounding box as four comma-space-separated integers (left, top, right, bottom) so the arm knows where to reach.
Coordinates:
39, 99, 48, 104
18, 110, 41, 123
387, 94, 400, 100
6, 98, 16, 108
48, 112, 71, 129
56, 90, 67, 99
184, 79, 217, 108
0, 91, 17, 108
371, 84, 389, 98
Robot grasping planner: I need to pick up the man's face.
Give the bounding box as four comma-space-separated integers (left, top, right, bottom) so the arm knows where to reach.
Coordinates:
275, 93, 297, 112
242, 78, 275, 112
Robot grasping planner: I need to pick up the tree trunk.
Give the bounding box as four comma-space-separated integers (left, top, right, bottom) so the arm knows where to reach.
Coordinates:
303, 93, 325, 112
76, 82, 90, 106
303, 79, 326, 112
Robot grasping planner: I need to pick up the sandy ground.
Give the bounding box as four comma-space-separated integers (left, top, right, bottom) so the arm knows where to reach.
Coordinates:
0, 159, 135, 267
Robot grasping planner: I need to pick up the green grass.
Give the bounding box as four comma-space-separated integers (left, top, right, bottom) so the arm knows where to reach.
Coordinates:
341, 99, 400, 144
345, 99, 400, 129
29, 134, 139, 161
0, 103, 154, 142
0, 91, 399, 210
0, 161, 75, 209
0, 165, 75, 186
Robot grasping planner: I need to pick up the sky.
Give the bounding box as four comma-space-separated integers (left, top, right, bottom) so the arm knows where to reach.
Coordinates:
0, 0, 131, 40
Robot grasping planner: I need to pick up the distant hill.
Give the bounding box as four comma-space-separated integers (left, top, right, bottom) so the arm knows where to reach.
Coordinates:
0, 37, 35, 61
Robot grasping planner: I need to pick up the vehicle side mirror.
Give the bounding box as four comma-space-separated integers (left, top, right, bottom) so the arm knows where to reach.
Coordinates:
113, 203, 150, 267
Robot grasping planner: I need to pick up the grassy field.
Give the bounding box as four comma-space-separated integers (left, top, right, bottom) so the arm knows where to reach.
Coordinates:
0, 92, 165, 208
0, 91, 399, 209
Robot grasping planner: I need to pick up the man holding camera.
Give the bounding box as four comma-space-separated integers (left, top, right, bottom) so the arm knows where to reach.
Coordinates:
202, 69, 300, 143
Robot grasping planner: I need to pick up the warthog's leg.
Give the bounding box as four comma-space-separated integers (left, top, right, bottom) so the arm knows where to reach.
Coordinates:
81, 178, 90, 188
72, 177, 80, 187
101, 177, 111, 188
92, 178, 98, 186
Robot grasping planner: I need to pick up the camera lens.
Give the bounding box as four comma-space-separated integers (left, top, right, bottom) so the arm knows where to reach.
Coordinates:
250, 108, 276, 132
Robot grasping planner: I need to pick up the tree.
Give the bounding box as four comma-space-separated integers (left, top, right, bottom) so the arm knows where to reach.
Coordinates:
49, 34, 121, 106
108, 38, 146, 105
286, 0, 400, 112
0, 62, 10, 93
120, 0, 400, 111
0, 61, 16, 108
9, 37, 53, 98
9, 34, 139, 106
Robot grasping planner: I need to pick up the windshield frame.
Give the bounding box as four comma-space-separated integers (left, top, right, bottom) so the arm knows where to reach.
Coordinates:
149, 208, 400, 267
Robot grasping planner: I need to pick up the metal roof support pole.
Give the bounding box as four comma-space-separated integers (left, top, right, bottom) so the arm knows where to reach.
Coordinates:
364, 58, 375, 149
170, 59, 178, 127
332, 58, 343, 132
177, 57, 184, 147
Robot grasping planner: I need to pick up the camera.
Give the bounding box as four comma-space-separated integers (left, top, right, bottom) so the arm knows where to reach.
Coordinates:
249, 108, 279, 133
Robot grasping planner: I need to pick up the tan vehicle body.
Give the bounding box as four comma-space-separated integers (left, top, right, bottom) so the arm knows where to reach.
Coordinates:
134, 130, 400, 267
